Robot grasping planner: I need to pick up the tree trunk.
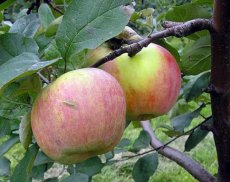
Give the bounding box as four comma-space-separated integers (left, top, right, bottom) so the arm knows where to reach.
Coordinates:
211, 1, 230, 181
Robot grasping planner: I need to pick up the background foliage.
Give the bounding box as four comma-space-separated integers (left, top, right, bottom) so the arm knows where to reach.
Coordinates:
0, 0, 215, 181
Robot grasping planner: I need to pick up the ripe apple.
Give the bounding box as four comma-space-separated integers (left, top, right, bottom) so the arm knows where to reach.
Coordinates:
31, 68, 126, 164
84, 43, 181, 121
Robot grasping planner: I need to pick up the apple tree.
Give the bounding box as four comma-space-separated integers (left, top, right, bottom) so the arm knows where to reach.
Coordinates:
0, 0, 229, 182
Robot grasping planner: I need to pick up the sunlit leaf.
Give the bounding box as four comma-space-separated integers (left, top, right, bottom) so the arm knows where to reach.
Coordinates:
56, 0, 133, 63
0, 33, 38, 65
0, 52, 58, 91
9, 14, 40, 37
180, 35, 211, 75
38, 3, 55, 29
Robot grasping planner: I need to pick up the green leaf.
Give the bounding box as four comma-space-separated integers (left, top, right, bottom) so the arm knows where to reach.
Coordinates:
0, 116, 11, 137
0, 94, 29, 121
132, 153, 158, 182
0, 12, 3, 22
0, 33, 39, 65
11, 143, 39, 182
180, 35, 211, 75
171, 105, 205, 132
168, 99, 194, 119
165, 3, 210, 40
35, 33, 53, 56
192, 0, 213, 6
34, 151, 54, 166
45, 16, 63, 37
0, 135, 19, 157
0, 0, 16, 11
162, 129, 182, 138
42, 40, 62, 60
104, 151, 114, 161
131, 130, 150, 153
12, 74, 42, 99
19, 112, 32, 149
0, 52, 58, 91
183, 71, 211, 101
116, 138, 130, 148
185, 117, 212, 151
155, 40, 180, 62
156, 124, 182, 137
56, 0, 133, 63
0, 157, 10, 176
61, 173, 89, 182
38, 3, 55, 30
68, 157, 104, 177
31, 163, 53, 180
9, 14, 40, 38
165, 3, 211, 21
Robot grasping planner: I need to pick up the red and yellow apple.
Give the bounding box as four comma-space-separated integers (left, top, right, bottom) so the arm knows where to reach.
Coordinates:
31, 68, 126, 164
84, 43, 181, 121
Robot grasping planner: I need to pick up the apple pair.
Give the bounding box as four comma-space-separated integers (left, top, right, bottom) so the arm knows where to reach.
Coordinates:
31, 43, 181, 164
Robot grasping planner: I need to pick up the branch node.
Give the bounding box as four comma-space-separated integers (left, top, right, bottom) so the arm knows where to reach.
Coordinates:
162, 21, 182, 29
200, 123, 214, 132
204, 84, 230, 97
128, 43, 142, 57
203, 84, 218, 94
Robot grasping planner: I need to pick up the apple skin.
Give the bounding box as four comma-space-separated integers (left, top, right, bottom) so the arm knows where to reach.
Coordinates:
85, 43, 181, 121
31, 68, 126, 164
84, 43, 112, 67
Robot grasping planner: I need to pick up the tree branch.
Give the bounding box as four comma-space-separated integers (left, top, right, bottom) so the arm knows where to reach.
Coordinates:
162, 21, 182, 28
141, 120, 216, 182
37, 72, 50, 84
91, 18, 213, 68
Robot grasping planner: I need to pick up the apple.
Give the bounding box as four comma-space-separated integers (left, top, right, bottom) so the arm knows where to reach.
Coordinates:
84, 43, 181, 121
84, 43, 112, 67
31, 68, 126, 164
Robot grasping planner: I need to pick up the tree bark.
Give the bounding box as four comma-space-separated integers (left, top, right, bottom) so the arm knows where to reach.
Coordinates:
211, 1, 230, 181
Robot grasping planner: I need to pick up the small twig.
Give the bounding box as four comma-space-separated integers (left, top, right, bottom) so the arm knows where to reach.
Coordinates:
141, 120, 216, 182
45, 0, 64, 15
37, 72, 50, 84
91, 18, 213, 68
114, 116, 212, 163
64, 60, 67, 73
58, 165, 66, 177
203, 84, 230, 97
200, 114, 207, 119
27, 0, 40, 14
